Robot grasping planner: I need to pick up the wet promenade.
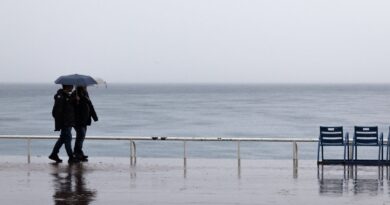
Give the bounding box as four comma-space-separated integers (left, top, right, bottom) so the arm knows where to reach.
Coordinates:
1, 156, 390, 204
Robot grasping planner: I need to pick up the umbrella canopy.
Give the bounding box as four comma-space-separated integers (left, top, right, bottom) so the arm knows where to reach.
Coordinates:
55, 74, 98, 86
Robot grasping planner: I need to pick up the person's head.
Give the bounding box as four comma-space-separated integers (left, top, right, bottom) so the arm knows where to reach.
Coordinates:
76, 86, 87, 96
62, 85, 73, 92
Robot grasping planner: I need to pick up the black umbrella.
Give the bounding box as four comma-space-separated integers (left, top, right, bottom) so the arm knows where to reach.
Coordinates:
54, 74, 98, 86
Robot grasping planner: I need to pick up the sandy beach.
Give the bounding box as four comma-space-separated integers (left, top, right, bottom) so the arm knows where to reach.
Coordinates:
0, 156, 389, 204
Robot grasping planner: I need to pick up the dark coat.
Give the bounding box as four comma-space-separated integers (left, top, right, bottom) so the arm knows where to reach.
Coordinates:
74, 92, 98, 127
52, 89, 76, 131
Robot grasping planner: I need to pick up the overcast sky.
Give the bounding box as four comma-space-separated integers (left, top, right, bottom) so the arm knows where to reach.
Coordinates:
1, 0, 390, 83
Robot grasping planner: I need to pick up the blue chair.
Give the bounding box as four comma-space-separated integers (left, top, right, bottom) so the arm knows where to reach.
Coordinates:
317, 126, 349, 163
352, 126, 383, 161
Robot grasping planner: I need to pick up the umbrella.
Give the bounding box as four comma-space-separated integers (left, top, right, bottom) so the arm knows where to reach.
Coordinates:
55, 74, 98, 86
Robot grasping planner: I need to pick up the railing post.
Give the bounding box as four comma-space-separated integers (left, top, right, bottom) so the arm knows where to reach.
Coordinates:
237, 141, 241, 178
349, 142, 353, 160
129, 140, 132, 165
183, 141, 187, 169
27, 138, 31, 164
133, 141, 137, 164
293, 141, 298, 178
130, 140, 136, 166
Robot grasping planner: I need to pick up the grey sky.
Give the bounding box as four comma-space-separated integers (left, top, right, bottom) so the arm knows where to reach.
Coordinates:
1, 0, 390, 83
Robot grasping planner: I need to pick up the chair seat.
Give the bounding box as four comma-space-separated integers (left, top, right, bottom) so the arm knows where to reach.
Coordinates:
320, 143, 345, 146
354, 143, 380, 146
321, 139, 344, 144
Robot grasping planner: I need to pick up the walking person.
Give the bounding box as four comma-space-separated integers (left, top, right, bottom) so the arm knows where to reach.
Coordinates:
49, 84, 79, 163
73, 86, 98, 161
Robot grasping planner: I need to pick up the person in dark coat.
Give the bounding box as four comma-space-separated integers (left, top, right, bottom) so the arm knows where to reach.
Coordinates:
73, 86, 98, 161
49, 85, 79, 163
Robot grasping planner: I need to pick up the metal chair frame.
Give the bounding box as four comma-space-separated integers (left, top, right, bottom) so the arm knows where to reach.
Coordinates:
317, 126, 349, 163
352, 126, 383, 161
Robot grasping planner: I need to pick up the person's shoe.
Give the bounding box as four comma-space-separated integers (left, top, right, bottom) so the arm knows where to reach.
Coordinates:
48, 154, 63, 163
80, 155, 88, 161
75, 153, 88, 160
80, 157, 88, 162
68, 158, 80, 164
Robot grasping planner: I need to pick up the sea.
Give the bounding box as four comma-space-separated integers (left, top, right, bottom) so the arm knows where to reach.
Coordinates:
1, 83, 390, 160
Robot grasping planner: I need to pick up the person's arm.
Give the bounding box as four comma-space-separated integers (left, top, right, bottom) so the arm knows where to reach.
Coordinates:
88, 99, 98, 122
52, 94, 64, 119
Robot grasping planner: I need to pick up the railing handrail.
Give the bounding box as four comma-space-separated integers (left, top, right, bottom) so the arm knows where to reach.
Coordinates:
3, 134, 382, 177
0, 135, 319, 142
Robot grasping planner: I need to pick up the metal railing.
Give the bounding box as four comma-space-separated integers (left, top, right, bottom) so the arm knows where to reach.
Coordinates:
0, 135, 324, 177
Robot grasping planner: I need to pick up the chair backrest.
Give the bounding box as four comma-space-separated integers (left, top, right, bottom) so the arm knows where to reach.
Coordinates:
320, 126, 343, 144
354, 126, 378, 144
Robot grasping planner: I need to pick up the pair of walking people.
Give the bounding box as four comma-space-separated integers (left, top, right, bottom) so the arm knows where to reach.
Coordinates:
49, 84, 98, 163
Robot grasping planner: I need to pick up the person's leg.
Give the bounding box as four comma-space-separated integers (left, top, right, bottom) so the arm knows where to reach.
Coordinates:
64, 127, 73, 158
49, 129, 67, 162
79, 126, 87, 156
74, 126, 87, 160
74, 126, 85, 155
74, 126, 80, 155
61, 127, 74, 159
51, 138, 64, 155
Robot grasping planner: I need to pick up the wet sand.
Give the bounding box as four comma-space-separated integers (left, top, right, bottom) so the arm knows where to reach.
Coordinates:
0, 156, 390, 204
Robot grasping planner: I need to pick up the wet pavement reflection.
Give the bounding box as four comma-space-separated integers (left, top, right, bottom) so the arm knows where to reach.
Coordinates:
317, 165, 389, 196
51, 164, 96, 205
3, 157, 390, 204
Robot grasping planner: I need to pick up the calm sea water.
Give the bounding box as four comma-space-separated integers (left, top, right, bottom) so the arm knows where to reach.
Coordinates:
1, 83, 390, 159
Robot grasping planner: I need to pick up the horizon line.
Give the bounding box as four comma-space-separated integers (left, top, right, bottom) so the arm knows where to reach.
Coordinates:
2, 82, 390, 85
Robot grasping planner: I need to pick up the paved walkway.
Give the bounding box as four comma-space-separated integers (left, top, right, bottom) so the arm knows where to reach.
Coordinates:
0, 156, 389, 204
